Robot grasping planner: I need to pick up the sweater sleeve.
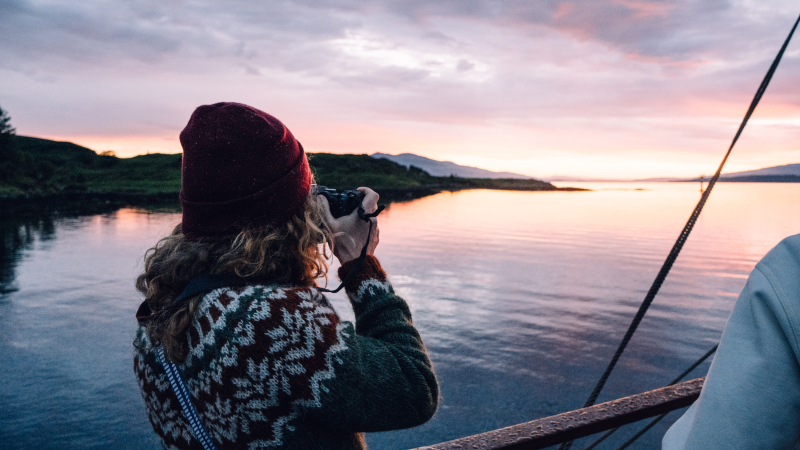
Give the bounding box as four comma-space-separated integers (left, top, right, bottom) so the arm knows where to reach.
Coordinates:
305, 255, 439, 432
663, 236, 800, 450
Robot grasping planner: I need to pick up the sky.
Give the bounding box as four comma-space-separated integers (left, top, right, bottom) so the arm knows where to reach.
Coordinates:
1, 0, 799, 180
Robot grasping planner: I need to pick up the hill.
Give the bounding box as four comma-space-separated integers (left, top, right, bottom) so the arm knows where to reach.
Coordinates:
371, 153, 534, 179
710, 175, 800, 183
646, 163, 800, 183
720, 163, 800, 178
1, 136, 572, 201
1, 136, 183, 196
708, 163, 800, 182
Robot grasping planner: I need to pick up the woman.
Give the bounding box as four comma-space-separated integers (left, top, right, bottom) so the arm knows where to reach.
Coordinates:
133, 102, 439, 449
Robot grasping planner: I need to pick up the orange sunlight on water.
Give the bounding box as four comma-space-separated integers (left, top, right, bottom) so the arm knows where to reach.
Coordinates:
102, 183, 799, 376
372, 183, 799, 344
3, 183, 798, 450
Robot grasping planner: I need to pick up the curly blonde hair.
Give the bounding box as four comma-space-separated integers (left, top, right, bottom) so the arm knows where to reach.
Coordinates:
135, 192, 332, 363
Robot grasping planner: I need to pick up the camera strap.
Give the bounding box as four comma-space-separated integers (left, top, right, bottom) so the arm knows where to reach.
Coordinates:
318, 204, 385, 294
156, 346, 220, 450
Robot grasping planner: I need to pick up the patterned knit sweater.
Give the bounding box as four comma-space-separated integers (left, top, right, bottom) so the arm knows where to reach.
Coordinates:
134, 256, 439, 450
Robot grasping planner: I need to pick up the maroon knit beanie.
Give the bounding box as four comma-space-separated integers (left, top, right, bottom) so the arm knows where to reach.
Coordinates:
179, 102, 312, 240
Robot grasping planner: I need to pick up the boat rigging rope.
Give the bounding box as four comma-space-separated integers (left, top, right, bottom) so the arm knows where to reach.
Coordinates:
560, 11, 800, 450
582, 344, 719, 450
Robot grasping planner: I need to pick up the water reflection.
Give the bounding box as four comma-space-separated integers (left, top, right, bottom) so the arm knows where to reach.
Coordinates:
0, 199, 180, 295
362, 183, 800, 448
0, 212, 53, 294
1, 204, 91, 294
0, 184, 798, 450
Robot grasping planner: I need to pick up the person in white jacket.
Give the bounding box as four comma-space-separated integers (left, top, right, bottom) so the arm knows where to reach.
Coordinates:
663, 234, 800, 450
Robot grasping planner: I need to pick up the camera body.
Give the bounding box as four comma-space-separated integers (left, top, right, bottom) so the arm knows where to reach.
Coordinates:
314, 185, 364, 218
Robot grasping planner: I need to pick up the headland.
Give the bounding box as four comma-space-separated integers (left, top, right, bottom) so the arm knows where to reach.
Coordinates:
0, 136, 585, 207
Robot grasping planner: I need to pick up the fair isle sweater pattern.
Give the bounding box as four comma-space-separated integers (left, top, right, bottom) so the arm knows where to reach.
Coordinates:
134, 256, 439, 450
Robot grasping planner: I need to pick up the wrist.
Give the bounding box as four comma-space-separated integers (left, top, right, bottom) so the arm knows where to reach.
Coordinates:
337, 255, 387, 294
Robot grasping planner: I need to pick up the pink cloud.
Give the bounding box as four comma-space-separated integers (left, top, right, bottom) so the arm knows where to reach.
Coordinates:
0, 0, 798, 179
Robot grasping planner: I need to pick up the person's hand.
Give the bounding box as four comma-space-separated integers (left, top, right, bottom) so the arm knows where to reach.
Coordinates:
319, 187, 380, 264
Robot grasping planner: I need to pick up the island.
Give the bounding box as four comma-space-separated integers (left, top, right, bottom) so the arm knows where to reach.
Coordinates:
0, 136, 584, 205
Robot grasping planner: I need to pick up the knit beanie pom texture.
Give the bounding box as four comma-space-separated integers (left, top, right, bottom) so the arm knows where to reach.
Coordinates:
179, 102, 312, 240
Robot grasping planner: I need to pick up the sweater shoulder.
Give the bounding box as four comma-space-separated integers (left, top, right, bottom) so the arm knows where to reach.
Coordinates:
195, 283, 336, 325
207, 282, 331, 309
184, 284, 342, 367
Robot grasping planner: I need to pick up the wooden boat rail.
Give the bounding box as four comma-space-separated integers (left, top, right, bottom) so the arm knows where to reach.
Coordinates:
412, 377, 704, 450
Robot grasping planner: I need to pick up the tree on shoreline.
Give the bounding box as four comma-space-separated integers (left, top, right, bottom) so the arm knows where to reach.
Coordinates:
0, 105, 18, 182
0, 105, 15, 149
0, 106, 39, 188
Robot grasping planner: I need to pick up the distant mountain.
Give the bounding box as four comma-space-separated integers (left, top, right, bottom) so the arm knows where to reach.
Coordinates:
715, 175, 800, 182
371, 153, 534, 179
679, 163, 800, 183
720, 163, 800, 178
370, 155, 800, 183
632, 163, 800, 183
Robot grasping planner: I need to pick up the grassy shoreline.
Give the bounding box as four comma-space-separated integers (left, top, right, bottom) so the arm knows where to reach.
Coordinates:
0, 136, 585, 203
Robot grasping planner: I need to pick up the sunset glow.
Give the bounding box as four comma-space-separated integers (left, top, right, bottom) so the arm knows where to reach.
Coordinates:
1, 1, 798, 179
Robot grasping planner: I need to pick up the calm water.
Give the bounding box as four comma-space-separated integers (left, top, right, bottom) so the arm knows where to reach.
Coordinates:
1, 182, 798, 449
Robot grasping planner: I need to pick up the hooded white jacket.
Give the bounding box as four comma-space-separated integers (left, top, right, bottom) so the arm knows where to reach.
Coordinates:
663, 234, 800, 450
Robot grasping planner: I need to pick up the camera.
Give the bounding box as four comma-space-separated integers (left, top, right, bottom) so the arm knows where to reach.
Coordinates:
314, 185, 364, 218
